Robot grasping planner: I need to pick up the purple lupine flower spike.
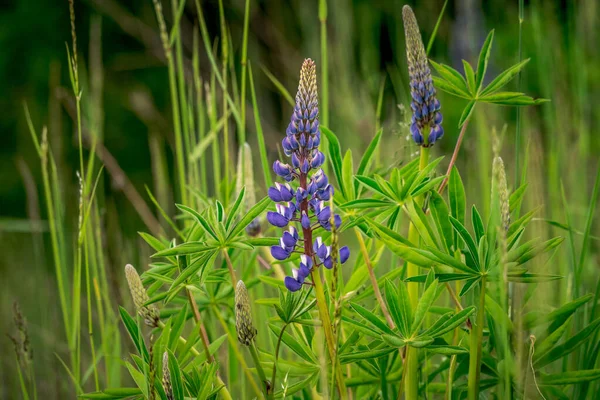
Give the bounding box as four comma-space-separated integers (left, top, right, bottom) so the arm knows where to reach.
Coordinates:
267, 58, 350, 291
403, 6, 443, 147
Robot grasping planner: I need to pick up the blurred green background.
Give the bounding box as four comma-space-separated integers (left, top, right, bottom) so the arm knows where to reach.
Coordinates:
1, 0, 598, 397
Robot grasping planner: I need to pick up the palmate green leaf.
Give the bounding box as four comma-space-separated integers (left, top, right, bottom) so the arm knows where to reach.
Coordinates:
354, 175, 393, 199
356, 129, 382, 193
384, 280, 411, 337
139, 232, 168, 253
459, 278, 480, 297
432, 76, 472, 99
480, 92, 549, 106
404, 201, 439, 249
506, 273, 562, 283
340, 346, 396, 364
480, 58, 531, 96
429, 60, 470, 97
426, 306, 475, 337
381, 334, 406, 347
168, 304, 188, 349
458, 100, 476, 128
227, 196, 270, 239
342, 149, 355, 200
449, 216, 480, 271
534, 316, 571, 361
448, 167, 466, 239
540, 369, 600, 385
152, 242, 215, 257
462, 60, 476, 94
119, 307, 149, 361
535, 317, 600, 368
471, 206, 485, 243
527, 294, 593, 330
412, 279, 439, 333
125, 362, 148, 398
426, 345, 469, 355
429, 192, 453, 253
350, 302, 395, 336
268, 323, 317, 364
321, 126, 345, 199
509, 182, 528, 215
176, 204, 218, 241
475, 30, 494, 91
166, 350, 185, 400
273, 372, 318, 399
225, 186, 245, 230
341, 198, 395, 210
405, 273, 473, 283
507, 237, 564, 266
80, 388, 143, 399
341, 315, 382, 339
409, 336, 434, 348
168, 251, 217, 293
484, 294, 513, 333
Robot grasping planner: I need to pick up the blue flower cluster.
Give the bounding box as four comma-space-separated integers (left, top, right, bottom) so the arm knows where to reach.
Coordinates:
266, 59, 350, 292
403, 5, 443, 147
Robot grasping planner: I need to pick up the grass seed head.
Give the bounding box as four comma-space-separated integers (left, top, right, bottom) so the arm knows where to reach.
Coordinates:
235, 280, 257, 345
125, 264, 160, 328
162, 352, 173, 400
493, 157, 511, 232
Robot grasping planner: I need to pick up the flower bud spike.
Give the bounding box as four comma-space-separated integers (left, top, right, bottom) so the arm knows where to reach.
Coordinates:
235, 281, 257, 346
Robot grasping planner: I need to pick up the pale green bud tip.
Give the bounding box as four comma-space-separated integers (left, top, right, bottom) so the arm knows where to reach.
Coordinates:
235, 280, 257, 346
493, 157, 511, 232
402, 6, 426, 67
125, 264, 160, 328
162, 352, 174, 400
297, 58, 318, 110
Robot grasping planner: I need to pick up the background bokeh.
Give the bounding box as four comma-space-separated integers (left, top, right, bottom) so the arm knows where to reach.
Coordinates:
1, 0, 598, 397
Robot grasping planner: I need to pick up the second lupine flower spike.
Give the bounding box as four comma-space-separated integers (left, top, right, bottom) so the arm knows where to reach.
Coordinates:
266, 58, 350, 292
402, 5, 443, 147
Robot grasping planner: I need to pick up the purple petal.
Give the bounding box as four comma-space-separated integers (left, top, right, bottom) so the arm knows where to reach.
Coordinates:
318, 206, 331, 222
267, 211, 288, 228
268, 187, 283, 202
270, 246, 291, 260
317, 244, 328, 260
323, 256, 333, 269
301, 213, 311, 229
282, 231, 297, 248
284, 277, 303, 292
339, 246, 350, 264
334, 214, 342, 229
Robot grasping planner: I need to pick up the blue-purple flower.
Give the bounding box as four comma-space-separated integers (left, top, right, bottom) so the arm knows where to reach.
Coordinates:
266, 58, 350, 291
403, 5, 443, 147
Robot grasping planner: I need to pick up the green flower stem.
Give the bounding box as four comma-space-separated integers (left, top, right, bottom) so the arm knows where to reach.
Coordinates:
268, 323, 288, 400
157, 321, 232, 400
212, 305, 263, 398
249, 341, 270, 398
468, 276, 487, 400
354, 227, 394, 328
405, 145, 430, 399
311, 269, 348, 399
